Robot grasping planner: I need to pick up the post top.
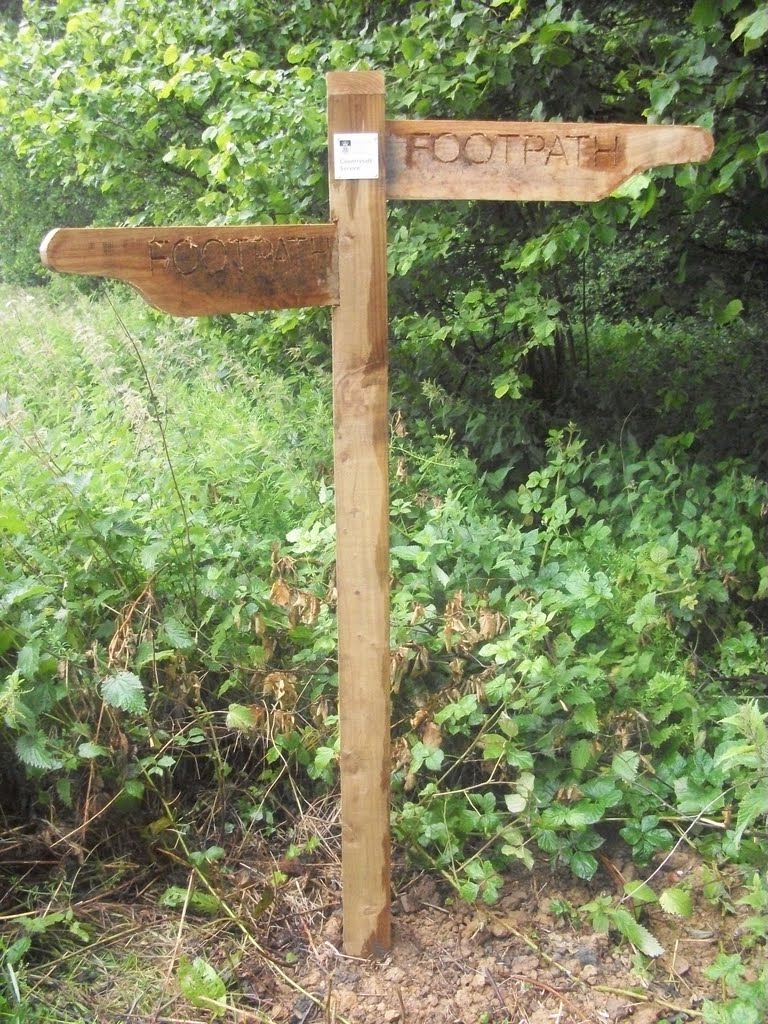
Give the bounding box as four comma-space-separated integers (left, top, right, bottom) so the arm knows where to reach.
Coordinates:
327, 70, 385, 96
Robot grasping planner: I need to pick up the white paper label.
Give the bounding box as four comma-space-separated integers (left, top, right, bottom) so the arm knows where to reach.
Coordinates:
333, 132, 380, 180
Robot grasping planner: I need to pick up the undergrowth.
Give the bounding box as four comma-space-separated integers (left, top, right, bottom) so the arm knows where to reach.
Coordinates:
1, 284, 767, 1020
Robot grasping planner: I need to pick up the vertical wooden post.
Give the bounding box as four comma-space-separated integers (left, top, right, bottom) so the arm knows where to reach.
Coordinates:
326, 70, 391, 958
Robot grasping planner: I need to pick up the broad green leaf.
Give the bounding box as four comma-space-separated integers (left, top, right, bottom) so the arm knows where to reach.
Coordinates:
15, 732, 63, 771
691, 0, 719, 29
226, 704, 259, 732
565, 803, 604, 827
101, 671, 147, 714
569, 851, 598, 880
716, 297, 743, 325
16, 643, 40, 680
612, 750, 640, 783
504, 792, 527, 814
733, 783, 768, 846
732, 9, 768, 53
77, 742, 110, 759
612, 172, 651, 199
481, 733, 508, 760
161, 616, 196, 651
570, 738, 594, 772
624, 881, 658, 905
571, 614, 596, 640
177, 957, 227, 1016
0, 503, 26, 534
572, 703, 599, 733
313, 746, 336, 771
660, 887, 693, 918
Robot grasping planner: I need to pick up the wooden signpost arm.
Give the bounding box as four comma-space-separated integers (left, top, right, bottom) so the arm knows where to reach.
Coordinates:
386, 119, 713, 201
326, 70, 391, 959
40, 224, 338, 315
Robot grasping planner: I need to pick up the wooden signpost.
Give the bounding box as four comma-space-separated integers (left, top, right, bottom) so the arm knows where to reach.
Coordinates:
41, 71, 713, 959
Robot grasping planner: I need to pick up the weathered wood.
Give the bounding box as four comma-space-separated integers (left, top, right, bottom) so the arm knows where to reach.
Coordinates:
386, 119, 714, 201
40, 225, 338, 315
326, 70, 391, 959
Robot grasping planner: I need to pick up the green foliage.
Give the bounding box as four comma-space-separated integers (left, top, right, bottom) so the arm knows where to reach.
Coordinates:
703, 954, 768, 1024
0, 2, 767, 971
0, 0, 765, 417
0, 285, 336, 819
176, 957, 228, 1017
581, 893, 665, 957
2, 281, 767, 918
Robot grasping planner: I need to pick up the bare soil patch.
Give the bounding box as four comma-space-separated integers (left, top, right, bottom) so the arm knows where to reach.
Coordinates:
3, 815, 761, 1024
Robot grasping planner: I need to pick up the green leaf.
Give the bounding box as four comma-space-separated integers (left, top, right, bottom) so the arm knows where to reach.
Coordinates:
571, 614, 596, 639
481, 733, 508, 759
101, 671, 147, 714
225, 704, 259, 732
732, 10, 768, 53
565, 803, 604, 827
16, 643, 40, 680
160, 887, 221, 915
0, 503, 26, 534
570, 738, 594, 772
716, 297, 743, 325
612, 172, 651, 199
733, 783, 768, 846
612, 908, 665, 957
691, 0, 720, 29
77, 742, 110, 759
15, 732, 63, 771
624, 881, 658, 905
161, 616, 196, 651
612, 750, 640, 783
176, 957, 227, 1016
504, 792, 528, 814
569, 851, 598, 879
660, 886, 693, 918
572, 703, 599, 733
411, 741, 445, 772
401, 37, 421, 61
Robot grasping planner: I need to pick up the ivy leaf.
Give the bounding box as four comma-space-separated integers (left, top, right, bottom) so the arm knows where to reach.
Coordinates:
101, 671, 147, 714
660, 887, 693, 918
731, 9, 768, 54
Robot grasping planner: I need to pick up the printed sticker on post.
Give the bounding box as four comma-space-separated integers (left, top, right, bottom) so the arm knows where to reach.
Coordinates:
333, 133, 380, 180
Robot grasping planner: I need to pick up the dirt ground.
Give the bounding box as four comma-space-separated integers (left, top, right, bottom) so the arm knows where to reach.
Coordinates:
3, 816, 761, 1024
250, 849, 742, 1024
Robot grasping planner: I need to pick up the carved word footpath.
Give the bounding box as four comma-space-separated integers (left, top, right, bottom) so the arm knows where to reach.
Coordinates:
42, 225, 338, 315
386, 119, 713, 200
